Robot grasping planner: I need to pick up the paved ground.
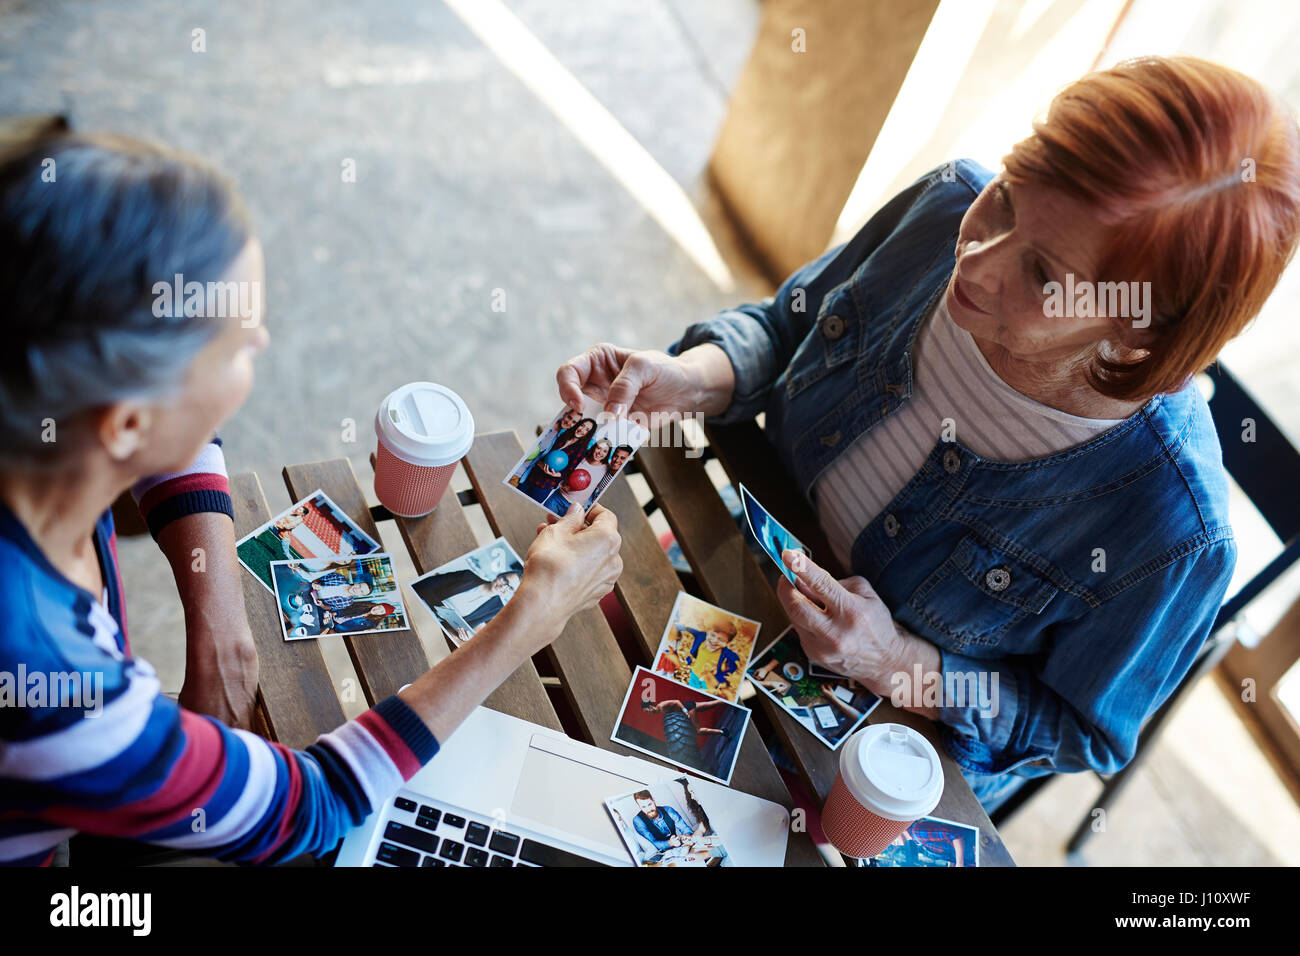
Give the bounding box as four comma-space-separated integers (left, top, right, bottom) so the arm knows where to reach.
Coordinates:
0, 0, 765, 685
3, 0, 1295, 867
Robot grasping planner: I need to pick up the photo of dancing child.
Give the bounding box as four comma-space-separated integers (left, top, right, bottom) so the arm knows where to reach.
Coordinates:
605, 777, 734, 867
650, 593, 761, 702
407, 537, 524, 645
611, 667, 750, 784
236, 489, 380, 592
269, 554, 409, 641
747, 627, 881, 749
504, 397, 648, 517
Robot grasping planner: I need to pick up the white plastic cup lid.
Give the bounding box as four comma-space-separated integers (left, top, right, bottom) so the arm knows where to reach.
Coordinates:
374, 382, 475, 467
838, 723, 944, 822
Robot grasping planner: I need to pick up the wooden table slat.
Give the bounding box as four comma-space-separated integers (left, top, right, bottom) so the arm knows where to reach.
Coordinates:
462, 432, 650, 745
465, 430, 824, 867
230, 472, 347, 749
386, 472, 562, 732
281, 460, 430, 704
597, 478, 683, 664
638, 424, 1015, 867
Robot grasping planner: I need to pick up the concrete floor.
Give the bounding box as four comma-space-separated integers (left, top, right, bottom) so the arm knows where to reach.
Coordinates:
3, 0, 1296, 866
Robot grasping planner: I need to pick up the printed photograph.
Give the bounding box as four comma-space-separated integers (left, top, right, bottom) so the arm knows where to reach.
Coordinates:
747, 627, 881, 749
740, 483, 808, 587
869, 816, 980, 867
408, 537, 524, 645
611, 667, 750, 785
605, 777, 734, 867
269, 553, 409, 641
650, 592, 761, 703
504, 397, 649, 518
236, 490, 380, 593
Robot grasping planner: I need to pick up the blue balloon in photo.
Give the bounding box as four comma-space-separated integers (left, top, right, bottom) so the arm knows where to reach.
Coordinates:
546, 450, 569, 471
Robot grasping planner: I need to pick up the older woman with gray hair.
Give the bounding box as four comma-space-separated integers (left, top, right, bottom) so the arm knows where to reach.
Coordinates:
0, 127, 622, 864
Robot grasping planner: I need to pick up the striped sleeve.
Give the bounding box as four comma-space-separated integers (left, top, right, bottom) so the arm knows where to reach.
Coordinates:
1, 657, 439, 864
130, 437, 233, 539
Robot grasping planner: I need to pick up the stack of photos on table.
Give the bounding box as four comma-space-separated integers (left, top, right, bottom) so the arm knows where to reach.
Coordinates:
235, 490, 409, 641
611, 593, 762, 785
505, 397, 649, 518
236, 489, 380, 592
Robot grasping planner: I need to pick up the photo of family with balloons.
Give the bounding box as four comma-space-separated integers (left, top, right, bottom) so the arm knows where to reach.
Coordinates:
504, 398, 650, 517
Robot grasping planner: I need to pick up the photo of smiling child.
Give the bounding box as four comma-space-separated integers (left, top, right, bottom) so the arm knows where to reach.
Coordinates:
650, 593, 761, 703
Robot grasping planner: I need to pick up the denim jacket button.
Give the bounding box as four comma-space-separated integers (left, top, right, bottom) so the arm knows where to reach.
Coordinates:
822, 314, 846, 340
883, 513, 900, 538
986, 566, 1011, 591
943, 448, 961, 474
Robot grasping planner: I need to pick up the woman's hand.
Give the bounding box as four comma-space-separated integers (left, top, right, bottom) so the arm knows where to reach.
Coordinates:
518, 502, 623, 639
179, 627, 260, 730
556, 342, 735, 419
775, 549, 912, 698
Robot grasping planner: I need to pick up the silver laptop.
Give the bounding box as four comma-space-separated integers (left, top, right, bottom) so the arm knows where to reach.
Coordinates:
335, 705, 790, 867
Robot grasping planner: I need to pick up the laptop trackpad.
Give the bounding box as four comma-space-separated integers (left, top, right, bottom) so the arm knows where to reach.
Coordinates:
510, 739, 644, 856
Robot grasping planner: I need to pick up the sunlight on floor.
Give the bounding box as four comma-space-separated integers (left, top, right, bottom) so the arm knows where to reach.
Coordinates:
441, 0, 735, 292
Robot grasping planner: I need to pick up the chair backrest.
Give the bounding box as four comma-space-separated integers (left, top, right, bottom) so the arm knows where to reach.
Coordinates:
1202, 363, 1300, 544
1200, 363, 1300, 634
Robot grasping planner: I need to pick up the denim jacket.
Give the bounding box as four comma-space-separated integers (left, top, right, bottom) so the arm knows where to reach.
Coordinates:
671, 160, 1237, 807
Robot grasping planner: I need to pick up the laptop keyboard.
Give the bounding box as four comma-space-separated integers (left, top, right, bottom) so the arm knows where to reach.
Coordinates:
371, 795, 609, 868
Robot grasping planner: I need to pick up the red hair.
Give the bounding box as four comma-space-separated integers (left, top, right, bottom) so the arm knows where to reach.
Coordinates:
1003, 56, 1300, 400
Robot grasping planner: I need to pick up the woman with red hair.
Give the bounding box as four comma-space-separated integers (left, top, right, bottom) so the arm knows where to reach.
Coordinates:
560, 56, 1300, 812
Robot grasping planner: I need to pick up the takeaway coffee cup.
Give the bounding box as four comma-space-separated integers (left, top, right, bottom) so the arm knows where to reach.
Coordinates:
820, 722, 945, 859
373, 382, 474, 518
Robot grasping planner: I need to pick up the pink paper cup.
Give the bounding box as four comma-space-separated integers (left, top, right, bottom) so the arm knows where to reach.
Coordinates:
373, 382, 474, 518
820, 723, 944, 859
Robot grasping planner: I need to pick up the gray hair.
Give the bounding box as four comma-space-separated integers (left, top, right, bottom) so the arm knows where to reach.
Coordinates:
0, 129, 253, 466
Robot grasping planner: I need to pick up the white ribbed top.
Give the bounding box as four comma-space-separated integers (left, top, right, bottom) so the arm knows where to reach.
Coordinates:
814, 294, 1125, 568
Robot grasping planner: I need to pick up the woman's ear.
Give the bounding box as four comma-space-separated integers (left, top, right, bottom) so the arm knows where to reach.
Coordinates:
1110, 313, 1163, 353
95, 401, 153, 461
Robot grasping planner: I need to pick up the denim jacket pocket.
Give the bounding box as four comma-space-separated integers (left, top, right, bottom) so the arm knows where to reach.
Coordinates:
908, 534, 1059, 651
783, 283, 860, 400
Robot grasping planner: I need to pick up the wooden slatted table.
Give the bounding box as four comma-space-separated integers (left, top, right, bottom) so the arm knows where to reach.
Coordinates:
635, 420, 1016, 867
231, 434, 823, 867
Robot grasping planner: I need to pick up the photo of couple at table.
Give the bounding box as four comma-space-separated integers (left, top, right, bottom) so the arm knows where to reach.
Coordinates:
269, 554, 409, 641
505, 399, 648, 517
604, 777, 733, 867
407, 537, 524, 645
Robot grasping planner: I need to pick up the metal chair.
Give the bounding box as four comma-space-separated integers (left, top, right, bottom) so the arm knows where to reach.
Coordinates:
991, 362, 1300, 854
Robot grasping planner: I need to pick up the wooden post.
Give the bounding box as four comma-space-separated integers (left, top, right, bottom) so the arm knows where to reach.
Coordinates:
709, 0, 939, 281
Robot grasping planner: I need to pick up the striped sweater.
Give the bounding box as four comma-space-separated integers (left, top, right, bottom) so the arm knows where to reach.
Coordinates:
0, 439, 438, 866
